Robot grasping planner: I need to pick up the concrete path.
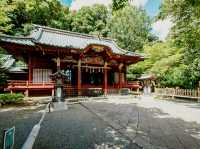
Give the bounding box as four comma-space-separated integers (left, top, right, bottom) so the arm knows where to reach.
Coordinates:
82, 96, 200, 149
1, 96, 200, 149
0, 105, 44, 149
33, 104, 141, 149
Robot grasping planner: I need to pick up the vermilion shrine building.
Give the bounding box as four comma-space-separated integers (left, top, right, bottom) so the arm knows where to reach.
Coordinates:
0, 25, 144, 96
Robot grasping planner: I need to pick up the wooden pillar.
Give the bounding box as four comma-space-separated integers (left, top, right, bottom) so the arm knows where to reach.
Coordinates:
119, 72, 122, 89
77, 59, 81, 95
104, 62, 108, 95
28, 56, 33, 83
25, 81, 29, 97
124, 65, 127, 85
52, 89, 55, 97
198, 88, 200, 102
57, 57, 61, 71
25, 89, 29, 97
118, 63, 124, 89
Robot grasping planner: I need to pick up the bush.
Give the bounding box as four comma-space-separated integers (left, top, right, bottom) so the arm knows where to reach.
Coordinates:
0, 93, 24, 105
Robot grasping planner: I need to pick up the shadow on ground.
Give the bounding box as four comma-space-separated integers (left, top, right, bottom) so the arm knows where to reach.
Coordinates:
83, 100, 200, 149
33, 104, 142, 149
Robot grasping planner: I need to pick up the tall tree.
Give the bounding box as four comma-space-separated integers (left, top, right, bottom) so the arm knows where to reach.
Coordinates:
71, 4, 109, 37
0, 0, 71, 35
108, 5, 150, 52
159, 0, 200, 88
0, 0, 14, 34
112, 0, 128, 12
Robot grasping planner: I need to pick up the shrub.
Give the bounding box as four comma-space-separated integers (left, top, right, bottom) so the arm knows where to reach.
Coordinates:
0, 93, 24, 105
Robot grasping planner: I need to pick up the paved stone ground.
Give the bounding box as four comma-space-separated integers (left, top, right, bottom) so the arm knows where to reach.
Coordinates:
1, 96, 200, 149
0, 105, 44, 149
33, 104, 142, 149
81, 96, 200, 149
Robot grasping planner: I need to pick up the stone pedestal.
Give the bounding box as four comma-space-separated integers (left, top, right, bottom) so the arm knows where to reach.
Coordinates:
52, 102, 68, 111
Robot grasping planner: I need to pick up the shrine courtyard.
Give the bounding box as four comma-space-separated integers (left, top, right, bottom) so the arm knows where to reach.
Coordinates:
1, 96, 200, 149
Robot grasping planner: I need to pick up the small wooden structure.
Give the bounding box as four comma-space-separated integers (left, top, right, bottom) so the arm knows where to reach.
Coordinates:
138, 74, 155, 94
0, 25, 144, 97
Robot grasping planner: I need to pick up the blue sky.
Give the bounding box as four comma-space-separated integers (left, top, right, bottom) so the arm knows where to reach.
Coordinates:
61, 0, 73, 6
61, 0, 162, 17
144, 0, 162, 17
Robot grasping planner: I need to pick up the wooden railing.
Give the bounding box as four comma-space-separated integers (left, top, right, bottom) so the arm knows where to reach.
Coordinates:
6, 80, 140, 97
7, 80, 54, 89
155, 88, 200, 100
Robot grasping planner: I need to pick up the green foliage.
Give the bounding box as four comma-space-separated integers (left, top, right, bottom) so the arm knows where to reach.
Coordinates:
112, 0, 128, 12
0, 0, 14, 33
108, 6, 151, 52
0, 93, 24, 104
0, 49, 9, 86
128, 41, 192, 88
71, 4, 109, 37
157, 0, 200, 88
159, 65, 195, 89
0, 0, 71, 35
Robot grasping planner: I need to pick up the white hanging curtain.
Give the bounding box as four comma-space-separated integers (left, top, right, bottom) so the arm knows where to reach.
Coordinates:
33, 69, 52, 83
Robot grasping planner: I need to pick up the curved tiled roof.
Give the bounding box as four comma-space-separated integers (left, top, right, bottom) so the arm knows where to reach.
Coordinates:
0, 35, 34, 46
0, 25, 143, 58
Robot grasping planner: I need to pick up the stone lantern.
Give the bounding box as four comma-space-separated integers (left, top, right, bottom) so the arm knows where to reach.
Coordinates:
50, 57, 69, 105
50, 70, 68, 102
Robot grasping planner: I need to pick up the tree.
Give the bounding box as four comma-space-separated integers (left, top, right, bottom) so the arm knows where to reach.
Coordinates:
71, 4, 109, 37
108, 6, 150, 52
158, 0, 200, 88
0, 0, 14, 34
0, 49, 10, 87
127, 41, 189, 88
112, 0, 128, 12
0, 0, 71, 35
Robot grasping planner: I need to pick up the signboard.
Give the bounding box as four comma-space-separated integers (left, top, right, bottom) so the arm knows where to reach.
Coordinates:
83, 56, 104, 65
3, 127, 15, 149
91, 45, 105, 52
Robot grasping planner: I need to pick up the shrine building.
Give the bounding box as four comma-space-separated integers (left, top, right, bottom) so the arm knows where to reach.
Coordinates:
0, 25, 144, 97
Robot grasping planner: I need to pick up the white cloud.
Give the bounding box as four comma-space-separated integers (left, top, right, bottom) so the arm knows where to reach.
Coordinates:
70, 0, 149, 10
70, 0, 112, 10
152, 18, 174, 41
129, 0, 148, 8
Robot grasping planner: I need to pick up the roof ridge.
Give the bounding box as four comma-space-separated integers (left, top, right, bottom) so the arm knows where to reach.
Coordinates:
33, 24, 114, 42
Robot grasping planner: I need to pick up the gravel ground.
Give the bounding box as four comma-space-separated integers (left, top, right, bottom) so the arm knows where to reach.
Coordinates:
33, 104, 142, 149
0, 105, 44, 149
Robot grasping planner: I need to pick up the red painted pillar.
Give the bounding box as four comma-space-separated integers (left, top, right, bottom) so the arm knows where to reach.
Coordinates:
77, 59, 81, 95
118, 63, 124, 89
124, 65, 127, 86
119, 71, 122, 89
28, 56, 33, 83
104, 62, 108, 95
